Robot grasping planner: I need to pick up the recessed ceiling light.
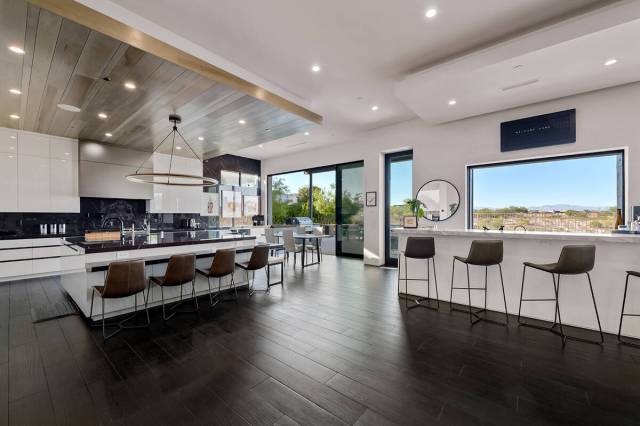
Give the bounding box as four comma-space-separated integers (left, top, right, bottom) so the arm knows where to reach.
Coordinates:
426, 8, 437, 18
238, 119, 246, 125
105, 132, 112, 138
57, 103, 81, 112
371, 105, 379, 111
124, 81, 136, 90
9, 114, 20, 120
304, 131, 310, 136
448, 99, 457, 106
176, 146, 182, 150
9, 136, 16, 139
311, 64, 321, 73
8, 46, 25, 54
258, 144, 264, 148
198, 136, 204, 141
98, 112, 108, 119
604, 58, 617, 66
9, 88, 21, 95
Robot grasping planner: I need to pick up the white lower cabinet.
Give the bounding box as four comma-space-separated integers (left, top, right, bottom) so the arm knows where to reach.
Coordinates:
0, 153, 18, 211
18, 155, 50, 212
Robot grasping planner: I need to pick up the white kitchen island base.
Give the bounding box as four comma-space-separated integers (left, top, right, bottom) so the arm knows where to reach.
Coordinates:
393, 228, 640, 339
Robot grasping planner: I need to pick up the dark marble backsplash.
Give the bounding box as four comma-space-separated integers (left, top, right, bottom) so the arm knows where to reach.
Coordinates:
0, 197, 220, 237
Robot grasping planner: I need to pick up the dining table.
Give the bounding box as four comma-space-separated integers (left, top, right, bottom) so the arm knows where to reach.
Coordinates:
293, 233, 332, 268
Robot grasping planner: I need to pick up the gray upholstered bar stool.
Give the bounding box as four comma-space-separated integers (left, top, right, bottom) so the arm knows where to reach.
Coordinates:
518, 245, 603, 345
618, 271, 640, 347
449, 240, 508, 326
397, 236, 439, 310
196, 248, 237, 306
148, 253, 198, 321
89, 259, 150, 340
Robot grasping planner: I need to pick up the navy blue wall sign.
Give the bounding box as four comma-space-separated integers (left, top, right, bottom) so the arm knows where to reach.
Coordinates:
501, 109, 576, 152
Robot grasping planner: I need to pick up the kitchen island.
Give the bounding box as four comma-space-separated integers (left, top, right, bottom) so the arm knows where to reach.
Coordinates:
393, 228, 640, 338
61, 230, 259, 320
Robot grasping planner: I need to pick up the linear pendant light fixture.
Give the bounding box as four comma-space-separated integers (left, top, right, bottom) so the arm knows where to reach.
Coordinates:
126, 114, 218, 187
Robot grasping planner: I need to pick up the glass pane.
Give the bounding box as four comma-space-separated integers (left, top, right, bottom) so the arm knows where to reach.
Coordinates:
471, 152, 622, 233
311, 170, 336, 226
241, 173, 259, 187
221, 170, 240, 186
387, 157, 412, 261
338, 163, 364, 256
269, 171, 310, 224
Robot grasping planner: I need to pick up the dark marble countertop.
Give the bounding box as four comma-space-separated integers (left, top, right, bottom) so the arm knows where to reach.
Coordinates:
66, 230, 256, 254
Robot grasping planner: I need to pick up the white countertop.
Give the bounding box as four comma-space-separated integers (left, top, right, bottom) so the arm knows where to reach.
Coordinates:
391, 228, 640, 243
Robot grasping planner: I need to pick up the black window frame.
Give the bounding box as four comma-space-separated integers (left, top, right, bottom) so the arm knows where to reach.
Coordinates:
466, 149, 626, 230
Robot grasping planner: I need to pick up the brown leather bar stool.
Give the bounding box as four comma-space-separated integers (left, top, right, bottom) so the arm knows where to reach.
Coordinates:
89, 259, 149, 340
397, 236, 439, 310
449, 240, 508, 326
236, 245, 270, 296
618, 271, 640, 347
149, 254, 198, 320
518, 245, 603, 345
196, 248, 237, 306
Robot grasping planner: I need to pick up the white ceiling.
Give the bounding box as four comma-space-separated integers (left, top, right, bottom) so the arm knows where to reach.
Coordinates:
86, 0, 618, 159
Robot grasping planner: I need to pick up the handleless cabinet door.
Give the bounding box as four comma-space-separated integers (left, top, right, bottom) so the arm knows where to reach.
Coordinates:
50, 159, 79, 212
18, 132, 50, 157
0, 128, 18, 154
0, 154, 18, 211
18, 155, 50, 212
50, 137, 78, 161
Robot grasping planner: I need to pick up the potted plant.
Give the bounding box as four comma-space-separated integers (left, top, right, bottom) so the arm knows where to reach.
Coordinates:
403, 198, 424, 228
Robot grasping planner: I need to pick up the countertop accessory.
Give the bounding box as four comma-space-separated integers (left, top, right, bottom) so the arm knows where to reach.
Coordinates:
50, 224, 57, 234
126, 114, 217, 187
40, 224, 47, 235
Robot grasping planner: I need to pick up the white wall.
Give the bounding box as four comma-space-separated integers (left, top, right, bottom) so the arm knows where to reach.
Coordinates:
262, 82, 640, 265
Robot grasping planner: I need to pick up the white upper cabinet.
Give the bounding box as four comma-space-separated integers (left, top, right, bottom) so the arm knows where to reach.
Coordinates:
0, 128, 18, 154
0, 127, 79, 213
18, 132, 50, 157
50, 158, 79, 212
149, 153, 202, 213
0, 153, 18, 212
50, 137, 78, 161
18, 155, 50, 212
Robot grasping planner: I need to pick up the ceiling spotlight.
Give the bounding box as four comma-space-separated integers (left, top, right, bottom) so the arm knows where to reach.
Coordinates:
124, 81, 136, 90
426, 8, 437, 18
198, 136, 204, 141
98, 112, 108, 119
9, 88, 21, 95
448, 99, 457, 106
371, 105, 379, 111
8, 46, 25, 54
604, 58, 617, 66
258, 144, 264, 148
105, 132, 112, 138
9, 114, 20, 120
304, 131, 310, 136
9, 136, 16, 139
238, 119, 246, 125
176, 146, 182, 150
311, 64, 321, 73
57, 103, 81, 112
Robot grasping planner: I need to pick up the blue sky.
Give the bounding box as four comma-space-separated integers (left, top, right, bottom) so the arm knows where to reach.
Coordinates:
473, 154, 619, 209
389, 160, 412, 205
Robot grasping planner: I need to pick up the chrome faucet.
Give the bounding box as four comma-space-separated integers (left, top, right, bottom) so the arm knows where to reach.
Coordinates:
102, 217, 124, 234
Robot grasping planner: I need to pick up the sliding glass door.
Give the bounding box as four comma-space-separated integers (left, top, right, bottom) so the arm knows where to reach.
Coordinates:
385, 150, 413, 266
336, 162, 364, 257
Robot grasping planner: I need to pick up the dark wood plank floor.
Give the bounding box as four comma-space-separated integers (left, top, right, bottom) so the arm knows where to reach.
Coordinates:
1, 256, 640, 425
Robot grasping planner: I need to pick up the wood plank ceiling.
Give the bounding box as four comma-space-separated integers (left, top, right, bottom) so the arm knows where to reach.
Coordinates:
0, 0, 317, 158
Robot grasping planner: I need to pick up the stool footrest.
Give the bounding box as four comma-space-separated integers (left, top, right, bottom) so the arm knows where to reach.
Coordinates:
451, 287, 487, 290
407, 297, 439, 311
521, 298, 556, 302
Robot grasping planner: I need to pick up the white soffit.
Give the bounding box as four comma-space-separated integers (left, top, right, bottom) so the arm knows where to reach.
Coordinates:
395, 0, 640, 125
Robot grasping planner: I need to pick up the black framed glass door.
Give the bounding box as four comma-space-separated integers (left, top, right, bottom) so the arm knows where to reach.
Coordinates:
336, 162, 364, 257
385, 150, 413, 266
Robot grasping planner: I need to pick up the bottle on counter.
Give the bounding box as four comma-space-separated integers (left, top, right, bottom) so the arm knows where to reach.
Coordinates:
614, 209, 623, 230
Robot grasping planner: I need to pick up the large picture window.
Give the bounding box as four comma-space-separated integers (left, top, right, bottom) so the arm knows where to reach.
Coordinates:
468, 150, 624, 233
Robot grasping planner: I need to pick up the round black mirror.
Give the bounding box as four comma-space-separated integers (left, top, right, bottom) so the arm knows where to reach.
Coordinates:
415, 179, 460, 221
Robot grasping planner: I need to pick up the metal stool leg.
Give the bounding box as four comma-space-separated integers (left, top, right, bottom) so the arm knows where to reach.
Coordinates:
618, 273, 640, 347
517, 265, 527, 324
449, 258, 456, 311
586, 273, 604, 344
432, 257, 440, 310
499, 264, 509, 324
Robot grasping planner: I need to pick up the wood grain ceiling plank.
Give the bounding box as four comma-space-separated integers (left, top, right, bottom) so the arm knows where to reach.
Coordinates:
17, 4, 39, 129
22, 8, 61, 131
35, 18, 90, 133
0, 0, 28, 129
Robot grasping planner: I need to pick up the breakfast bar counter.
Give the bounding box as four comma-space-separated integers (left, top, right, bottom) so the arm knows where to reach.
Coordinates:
392, 228, 640, 338
61, 231, 259, 320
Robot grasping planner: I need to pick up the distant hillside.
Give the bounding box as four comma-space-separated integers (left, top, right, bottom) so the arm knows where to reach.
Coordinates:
528, 204, 613, 212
